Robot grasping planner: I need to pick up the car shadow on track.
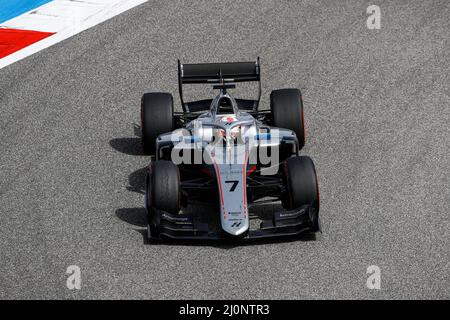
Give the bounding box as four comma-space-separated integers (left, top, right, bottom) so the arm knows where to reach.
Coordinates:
116, 207, 147, 227
126, 167, 147, 194
109, 123, 146, 156
109, 137, 146, 156
109, 124, 148, 195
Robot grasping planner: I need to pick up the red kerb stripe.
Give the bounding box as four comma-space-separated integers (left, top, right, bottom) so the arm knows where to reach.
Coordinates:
0, 28, 54, 59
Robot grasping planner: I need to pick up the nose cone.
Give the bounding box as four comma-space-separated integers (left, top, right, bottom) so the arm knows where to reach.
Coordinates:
208, 147, 250, 238
223, 219, 248, 236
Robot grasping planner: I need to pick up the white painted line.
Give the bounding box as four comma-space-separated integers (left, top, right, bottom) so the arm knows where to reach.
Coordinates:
1, 0, 109, 33
0, 0, 148, 69
1, 1, 105, 33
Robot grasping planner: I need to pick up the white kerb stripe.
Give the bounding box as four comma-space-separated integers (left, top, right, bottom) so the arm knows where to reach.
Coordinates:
0, 0, 148, 69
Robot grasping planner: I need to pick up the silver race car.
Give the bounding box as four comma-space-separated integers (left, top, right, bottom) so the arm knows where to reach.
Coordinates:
141, 59, 320, 241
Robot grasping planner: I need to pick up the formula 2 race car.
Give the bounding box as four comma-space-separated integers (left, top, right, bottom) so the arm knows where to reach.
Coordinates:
141, 58, 320, 241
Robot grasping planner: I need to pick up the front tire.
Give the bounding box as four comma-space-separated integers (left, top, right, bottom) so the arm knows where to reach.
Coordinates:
146, 160, 181, 238
283, 156, 319, 213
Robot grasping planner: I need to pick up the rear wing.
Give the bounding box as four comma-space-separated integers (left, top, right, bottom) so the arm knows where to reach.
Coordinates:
178, 58, 261, 112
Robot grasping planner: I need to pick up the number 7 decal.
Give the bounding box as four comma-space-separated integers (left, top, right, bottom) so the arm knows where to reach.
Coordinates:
225, 180, 239, 192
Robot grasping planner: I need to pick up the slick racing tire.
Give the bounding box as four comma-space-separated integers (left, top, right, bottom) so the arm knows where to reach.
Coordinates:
146, 160, 181, 238
283, 156, 320, 231
270, 88, 306, 151
141, 92, 174, 155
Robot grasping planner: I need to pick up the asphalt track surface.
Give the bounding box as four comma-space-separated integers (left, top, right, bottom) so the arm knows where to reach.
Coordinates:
0, 0, 449, 299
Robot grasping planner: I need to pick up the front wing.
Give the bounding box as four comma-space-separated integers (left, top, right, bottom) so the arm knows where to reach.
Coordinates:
148, 203, 319, 241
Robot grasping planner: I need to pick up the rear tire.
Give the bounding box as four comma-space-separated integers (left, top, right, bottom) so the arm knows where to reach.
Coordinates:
270, 88, 305, 150
141, 92, 174, 155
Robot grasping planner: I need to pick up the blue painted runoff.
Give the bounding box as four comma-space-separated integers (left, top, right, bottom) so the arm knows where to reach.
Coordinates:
0, 0, 53, 24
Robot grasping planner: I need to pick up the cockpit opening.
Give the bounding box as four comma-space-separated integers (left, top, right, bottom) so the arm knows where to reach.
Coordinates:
216, 96, 234, 115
